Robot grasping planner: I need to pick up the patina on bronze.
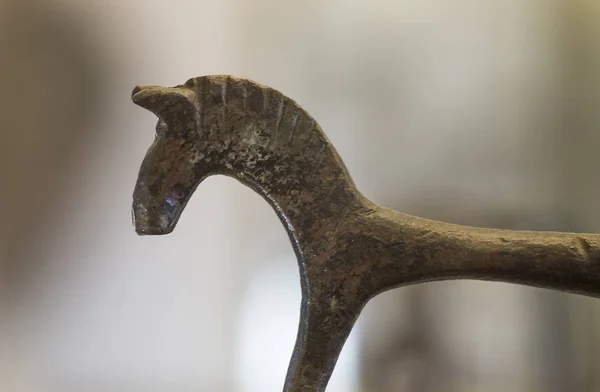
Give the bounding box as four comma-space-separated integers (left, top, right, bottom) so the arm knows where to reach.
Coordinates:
131, 75, 600, 392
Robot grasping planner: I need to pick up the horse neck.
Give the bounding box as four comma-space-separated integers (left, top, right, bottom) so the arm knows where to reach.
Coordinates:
234, 124, 367, 258
189, 75, 368, 257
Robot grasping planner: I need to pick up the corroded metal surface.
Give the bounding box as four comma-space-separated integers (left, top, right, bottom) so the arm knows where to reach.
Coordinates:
131, 75, 600, 392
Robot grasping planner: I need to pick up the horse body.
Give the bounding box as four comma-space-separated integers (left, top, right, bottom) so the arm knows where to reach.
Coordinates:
131, 75, 600, 392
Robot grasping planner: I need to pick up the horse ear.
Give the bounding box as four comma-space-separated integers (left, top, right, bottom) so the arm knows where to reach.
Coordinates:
131, 85, 196, 121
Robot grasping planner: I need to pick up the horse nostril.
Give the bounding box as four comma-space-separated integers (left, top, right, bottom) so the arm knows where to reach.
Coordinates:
163, 198, 178, 209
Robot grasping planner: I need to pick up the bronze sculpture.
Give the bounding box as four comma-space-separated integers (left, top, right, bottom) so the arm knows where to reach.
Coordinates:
131, 75, 600, 392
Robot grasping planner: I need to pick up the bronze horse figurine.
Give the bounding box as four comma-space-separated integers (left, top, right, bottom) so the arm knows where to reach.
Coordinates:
131, 75, 600, 392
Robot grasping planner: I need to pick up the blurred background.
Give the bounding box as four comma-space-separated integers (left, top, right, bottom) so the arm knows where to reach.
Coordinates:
1, 0, 599, 391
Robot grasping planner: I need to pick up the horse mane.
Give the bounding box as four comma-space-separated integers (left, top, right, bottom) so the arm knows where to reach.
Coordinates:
182, 75, 330, 160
